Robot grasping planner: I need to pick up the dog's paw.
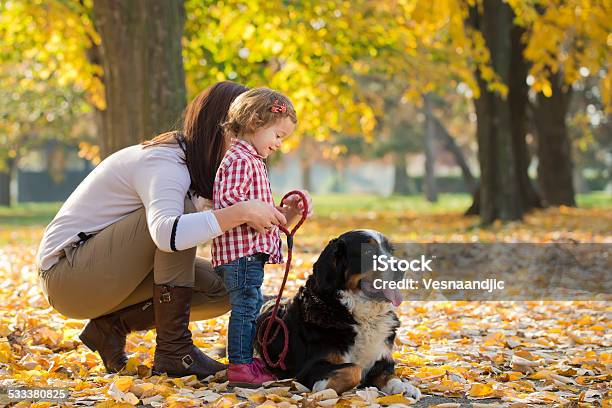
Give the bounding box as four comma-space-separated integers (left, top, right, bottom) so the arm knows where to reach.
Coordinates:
311, 379, 330, 393
382, 378, 422, 400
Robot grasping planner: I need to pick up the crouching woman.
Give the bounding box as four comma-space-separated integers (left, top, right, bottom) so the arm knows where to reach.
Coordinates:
35, 81, 294, 378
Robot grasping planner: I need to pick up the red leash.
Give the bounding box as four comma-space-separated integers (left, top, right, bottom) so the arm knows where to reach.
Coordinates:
257, 190, 309, 370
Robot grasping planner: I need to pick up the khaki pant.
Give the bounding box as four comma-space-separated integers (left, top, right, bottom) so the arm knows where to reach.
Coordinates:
38, 200, 230, 320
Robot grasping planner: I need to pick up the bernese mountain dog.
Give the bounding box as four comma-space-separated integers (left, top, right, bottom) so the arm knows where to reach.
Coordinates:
255, 229, 421, 399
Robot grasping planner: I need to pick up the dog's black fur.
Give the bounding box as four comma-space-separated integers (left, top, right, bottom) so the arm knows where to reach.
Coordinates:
254, 230, 421, 397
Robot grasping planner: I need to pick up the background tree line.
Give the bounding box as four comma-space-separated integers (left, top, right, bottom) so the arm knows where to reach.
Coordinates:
0, 0, 609, 225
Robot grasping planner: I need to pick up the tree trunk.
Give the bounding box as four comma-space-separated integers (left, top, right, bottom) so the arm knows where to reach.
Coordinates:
573, 167, 589, 194
467, 0, 539, 224
299, 138, 313, 192
0, 168, 9, 206
423, 94, 438, 202
392, 152, 412, 195
92, 0, 186, 157
8, 157, 18, 206
301, 157, 312, 192
0, 157, 18, 207
509, 23, 541, 212
533, 72, 576, 206
330, 162, 346, 193
432, 116, 476, 193
473, 0, 521, 224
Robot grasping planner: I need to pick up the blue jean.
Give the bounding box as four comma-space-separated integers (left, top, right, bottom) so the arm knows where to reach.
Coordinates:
215, 254, 266, 364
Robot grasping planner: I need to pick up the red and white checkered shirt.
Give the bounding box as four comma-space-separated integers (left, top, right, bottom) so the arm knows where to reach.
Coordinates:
212, 139, 282, 267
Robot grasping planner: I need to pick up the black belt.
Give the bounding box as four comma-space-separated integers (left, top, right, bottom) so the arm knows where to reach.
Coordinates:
247, 253, 270, 264
73, 232, 93, 247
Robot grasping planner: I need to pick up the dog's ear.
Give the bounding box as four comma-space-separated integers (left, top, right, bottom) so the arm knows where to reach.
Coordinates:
313, 238, 348, 293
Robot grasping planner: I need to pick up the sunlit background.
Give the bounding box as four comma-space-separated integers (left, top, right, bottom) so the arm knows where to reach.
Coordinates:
0, 0, 609, 225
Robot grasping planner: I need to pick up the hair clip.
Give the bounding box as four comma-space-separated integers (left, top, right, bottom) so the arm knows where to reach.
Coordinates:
270, 99, 287, 113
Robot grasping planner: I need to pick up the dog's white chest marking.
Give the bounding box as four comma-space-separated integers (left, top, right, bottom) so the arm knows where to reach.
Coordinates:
338, 291, 396, 375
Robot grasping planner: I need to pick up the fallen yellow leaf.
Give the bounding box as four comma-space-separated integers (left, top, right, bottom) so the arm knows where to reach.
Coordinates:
469, 383, 495, 397
113, 376, 134, 393
376, 394, 414, 405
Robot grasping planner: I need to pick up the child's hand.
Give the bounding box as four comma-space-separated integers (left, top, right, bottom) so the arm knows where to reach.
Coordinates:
278, 190, 313, 225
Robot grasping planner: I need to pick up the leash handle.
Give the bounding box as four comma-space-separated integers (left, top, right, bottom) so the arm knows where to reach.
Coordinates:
257, 190, 309, 369
278, 190, 309, 245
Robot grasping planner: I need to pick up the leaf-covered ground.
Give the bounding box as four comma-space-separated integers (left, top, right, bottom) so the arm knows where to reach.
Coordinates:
0, 205, 610, 407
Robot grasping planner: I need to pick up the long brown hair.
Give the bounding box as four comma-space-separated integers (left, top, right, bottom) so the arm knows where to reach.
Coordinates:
143, 81, 248, 199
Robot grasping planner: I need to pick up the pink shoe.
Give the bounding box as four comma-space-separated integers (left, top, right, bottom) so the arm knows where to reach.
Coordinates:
251, 357, 272, 376
228, 359, 276, 388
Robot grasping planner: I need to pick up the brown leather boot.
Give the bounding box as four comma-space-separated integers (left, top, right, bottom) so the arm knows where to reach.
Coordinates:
79, 300, 155, 373
152, 284, 227, 379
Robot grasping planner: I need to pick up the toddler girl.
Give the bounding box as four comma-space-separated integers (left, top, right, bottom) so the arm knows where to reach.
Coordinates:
213, 88, 297, 386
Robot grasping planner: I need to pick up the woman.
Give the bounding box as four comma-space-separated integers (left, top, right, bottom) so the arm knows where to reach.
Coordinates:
36, 81, 308, 379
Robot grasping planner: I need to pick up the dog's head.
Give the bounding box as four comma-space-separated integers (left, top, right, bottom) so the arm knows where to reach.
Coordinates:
312, 229, 404, 306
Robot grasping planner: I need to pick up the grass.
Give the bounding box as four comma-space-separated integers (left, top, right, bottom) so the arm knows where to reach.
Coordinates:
576, 191, 612, 208
307, 193, 474, 217
0, 192, 610, 228
0, 202, 63, 227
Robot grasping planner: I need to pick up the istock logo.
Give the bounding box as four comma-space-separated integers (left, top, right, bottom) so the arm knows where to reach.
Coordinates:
372, 254, 434, 272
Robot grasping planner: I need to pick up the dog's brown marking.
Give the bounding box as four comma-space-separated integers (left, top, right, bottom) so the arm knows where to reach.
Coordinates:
326, 364, 362, 394
372, 372, 397, 390
325, 352, 345, 365
346, 273, 364, 291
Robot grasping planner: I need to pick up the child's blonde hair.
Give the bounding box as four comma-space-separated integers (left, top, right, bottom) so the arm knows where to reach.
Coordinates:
222, 88, 297, 138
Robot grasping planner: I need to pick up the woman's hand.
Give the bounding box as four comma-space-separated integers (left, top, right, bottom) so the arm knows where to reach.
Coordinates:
213, 199, 286, 234
241, 200, 287, 234
277, 190, 313, 226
